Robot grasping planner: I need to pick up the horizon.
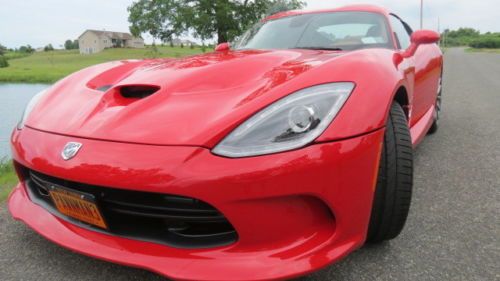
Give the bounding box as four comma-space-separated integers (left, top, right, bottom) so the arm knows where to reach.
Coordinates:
0, 0, 498, 49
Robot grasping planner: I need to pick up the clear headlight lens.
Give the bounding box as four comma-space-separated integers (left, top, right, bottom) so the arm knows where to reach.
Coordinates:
212, 82, 355, 158
17, 89, 47, 130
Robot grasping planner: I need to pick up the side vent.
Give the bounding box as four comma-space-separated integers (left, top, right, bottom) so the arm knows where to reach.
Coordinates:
120, 85, 160, 99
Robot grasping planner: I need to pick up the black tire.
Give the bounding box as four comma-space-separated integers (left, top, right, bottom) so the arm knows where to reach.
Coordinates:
428, 76, 442, 134
366, 102, 413, 243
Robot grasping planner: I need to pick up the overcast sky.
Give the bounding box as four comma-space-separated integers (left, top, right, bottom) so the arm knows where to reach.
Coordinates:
0, 0, 498, 48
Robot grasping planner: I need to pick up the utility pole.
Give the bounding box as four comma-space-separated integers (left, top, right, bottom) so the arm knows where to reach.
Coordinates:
443, 28, 447, 48
420, 0, 424, 29
438, 17, 441, 46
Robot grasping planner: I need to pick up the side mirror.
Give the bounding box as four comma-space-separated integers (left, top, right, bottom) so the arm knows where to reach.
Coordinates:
402, 30, 440, 58
215, 42, 230, 52
411, 30, 440, 45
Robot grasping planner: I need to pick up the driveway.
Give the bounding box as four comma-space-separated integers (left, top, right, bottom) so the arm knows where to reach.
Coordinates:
1, 48, 499, 281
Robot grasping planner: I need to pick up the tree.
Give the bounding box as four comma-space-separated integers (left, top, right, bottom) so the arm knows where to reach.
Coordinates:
19, 45, 34, 53
266, 0, 303, 15
65, 39, 79, 50
44, 44, 54, 51
64, 40, 73, 50
128, 0, 305, 44
446, 28, 480, 38
0, 43, 6, 56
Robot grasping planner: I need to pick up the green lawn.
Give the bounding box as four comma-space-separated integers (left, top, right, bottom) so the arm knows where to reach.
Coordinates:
466, 48, 500, 53
0, 46, 205, 83
4, 51, 31, 60
0, 159, 17, 202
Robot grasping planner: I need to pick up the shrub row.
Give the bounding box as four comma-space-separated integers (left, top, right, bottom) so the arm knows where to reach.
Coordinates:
469, 36, 500, 49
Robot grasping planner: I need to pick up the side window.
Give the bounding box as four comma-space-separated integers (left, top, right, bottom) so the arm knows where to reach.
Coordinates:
390, 15, 411, 49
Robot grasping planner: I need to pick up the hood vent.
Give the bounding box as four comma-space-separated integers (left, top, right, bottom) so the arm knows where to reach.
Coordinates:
120, 85, 160, 99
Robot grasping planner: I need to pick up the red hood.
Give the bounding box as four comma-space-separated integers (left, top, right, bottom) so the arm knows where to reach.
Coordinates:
27, 49, 347, 147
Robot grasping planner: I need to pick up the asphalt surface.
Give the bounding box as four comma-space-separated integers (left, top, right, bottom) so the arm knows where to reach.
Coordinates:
1, 48, 499, 281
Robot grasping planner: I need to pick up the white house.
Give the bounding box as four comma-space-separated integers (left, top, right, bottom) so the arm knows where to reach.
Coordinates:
78, 30, 144, 54
171, 38, 197, 47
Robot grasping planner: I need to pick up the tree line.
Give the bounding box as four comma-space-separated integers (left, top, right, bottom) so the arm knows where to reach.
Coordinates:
442, 28, 500, 48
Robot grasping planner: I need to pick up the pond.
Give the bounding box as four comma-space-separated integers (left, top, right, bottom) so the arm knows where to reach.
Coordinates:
0, 83, 51, 159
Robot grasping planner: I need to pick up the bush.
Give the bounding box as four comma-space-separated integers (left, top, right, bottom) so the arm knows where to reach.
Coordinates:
443, 36, 476, 47
0, 56, 8, 68
469, 36, 500, 49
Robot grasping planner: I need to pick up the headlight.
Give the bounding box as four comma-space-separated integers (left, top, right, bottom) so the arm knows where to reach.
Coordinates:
17, 89, 47, 130
212, 82, 355, 158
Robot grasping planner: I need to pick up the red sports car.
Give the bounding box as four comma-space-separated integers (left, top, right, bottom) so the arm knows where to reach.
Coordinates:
8, 5, 442, 281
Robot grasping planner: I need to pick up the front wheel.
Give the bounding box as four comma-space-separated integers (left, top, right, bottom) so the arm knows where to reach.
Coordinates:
366, 102, 413, 243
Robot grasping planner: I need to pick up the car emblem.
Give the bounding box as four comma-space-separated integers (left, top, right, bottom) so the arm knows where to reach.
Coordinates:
61, 142, 83, 160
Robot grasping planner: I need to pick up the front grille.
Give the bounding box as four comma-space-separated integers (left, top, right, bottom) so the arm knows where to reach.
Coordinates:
23, 168, 237, 248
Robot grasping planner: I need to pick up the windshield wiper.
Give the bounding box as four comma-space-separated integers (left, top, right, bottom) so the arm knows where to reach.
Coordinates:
293, 47, 343, 51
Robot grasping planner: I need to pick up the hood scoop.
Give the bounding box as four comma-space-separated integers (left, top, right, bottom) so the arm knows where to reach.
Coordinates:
96, 84, 113, 92
119, 85, 160, 99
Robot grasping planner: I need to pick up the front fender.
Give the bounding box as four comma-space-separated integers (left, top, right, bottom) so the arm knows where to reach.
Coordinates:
316, 50, 406, 142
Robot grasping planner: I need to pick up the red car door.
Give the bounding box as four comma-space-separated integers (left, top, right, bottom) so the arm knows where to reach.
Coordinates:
389, 15, 441, 127
412, 44, 443, 125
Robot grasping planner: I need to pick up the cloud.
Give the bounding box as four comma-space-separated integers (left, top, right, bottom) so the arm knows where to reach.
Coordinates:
0, 0, 135, 48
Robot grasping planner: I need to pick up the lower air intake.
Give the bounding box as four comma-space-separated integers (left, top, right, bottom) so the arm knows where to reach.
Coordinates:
23, 168, 237, 249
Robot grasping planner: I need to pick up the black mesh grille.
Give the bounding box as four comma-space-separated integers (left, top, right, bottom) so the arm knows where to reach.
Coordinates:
23, 167, 237, 248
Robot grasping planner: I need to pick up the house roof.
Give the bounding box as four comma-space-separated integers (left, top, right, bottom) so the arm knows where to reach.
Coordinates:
79, 30, 139, 40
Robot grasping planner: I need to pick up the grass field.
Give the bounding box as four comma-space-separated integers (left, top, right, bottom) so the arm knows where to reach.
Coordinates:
4, 51, 31, 60
0, 159, 17, 202
0, 46, 205, 83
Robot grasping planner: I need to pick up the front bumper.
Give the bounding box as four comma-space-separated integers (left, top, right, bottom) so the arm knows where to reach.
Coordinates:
8, 127, 384, 281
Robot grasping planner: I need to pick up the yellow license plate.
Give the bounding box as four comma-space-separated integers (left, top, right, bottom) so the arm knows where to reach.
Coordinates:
49, 186, 107, 229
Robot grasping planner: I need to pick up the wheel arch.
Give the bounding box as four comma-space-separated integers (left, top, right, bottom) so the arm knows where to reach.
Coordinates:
393, 85, 410, 120
315, 49, 413, 142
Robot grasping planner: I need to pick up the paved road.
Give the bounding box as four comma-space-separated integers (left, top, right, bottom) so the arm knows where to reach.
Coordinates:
1, 48, 499, 281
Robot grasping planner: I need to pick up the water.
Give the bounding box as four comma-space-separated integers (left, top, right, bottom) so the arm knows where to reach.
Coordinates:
0, 83, 51, 159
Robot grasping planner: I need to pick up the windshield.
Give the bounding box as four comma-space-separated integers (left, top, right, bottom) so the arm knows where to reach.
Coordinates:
233, 12, 392, 51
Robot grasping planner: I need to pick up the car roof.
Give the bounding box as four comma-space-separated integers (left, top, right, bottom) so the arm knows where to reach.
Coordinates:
264, 5, 391, 22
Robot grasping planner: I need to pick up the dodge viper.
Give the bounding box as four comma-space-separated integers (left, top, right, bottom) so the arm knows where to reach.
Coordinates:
8, 5, 443, 281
